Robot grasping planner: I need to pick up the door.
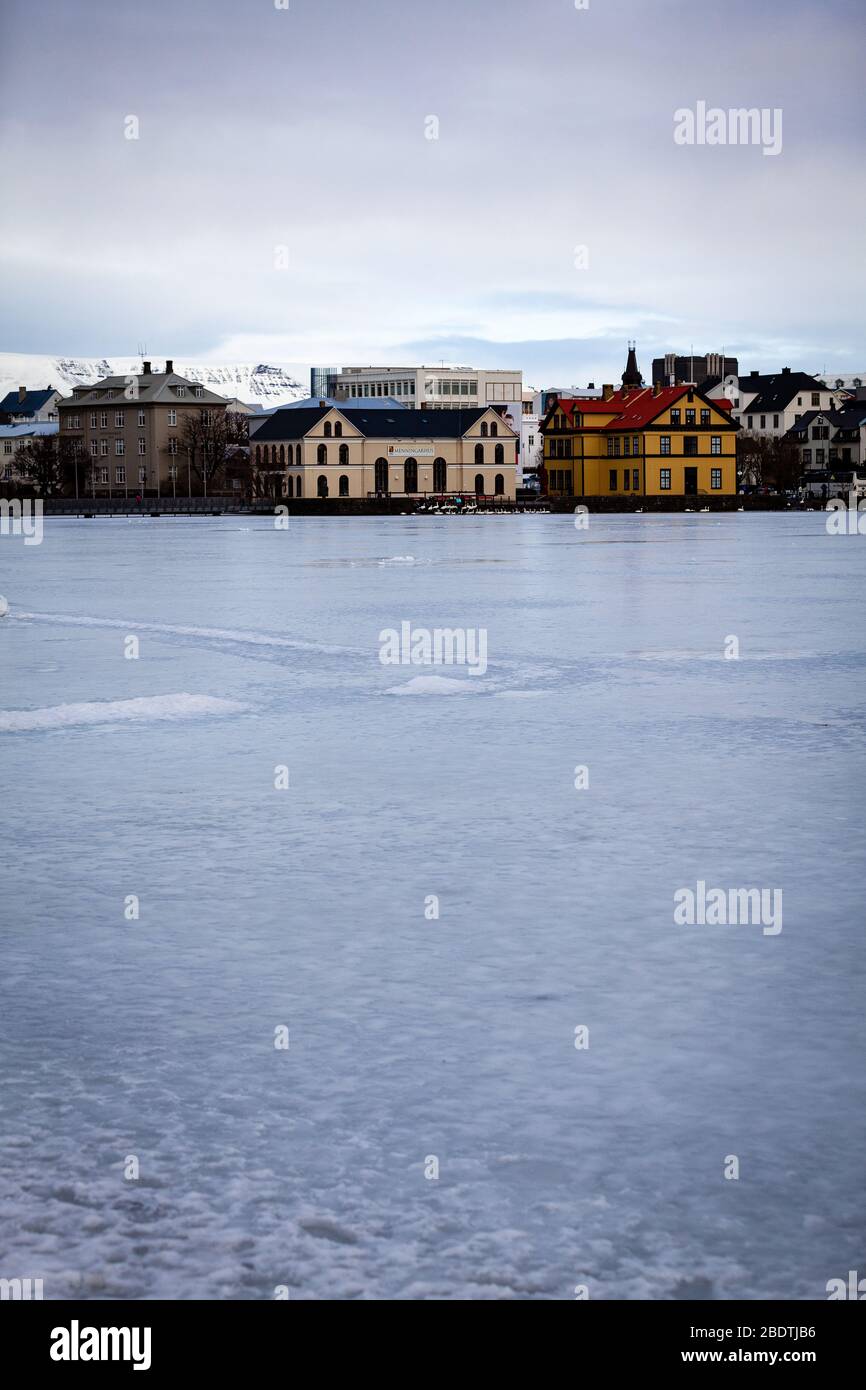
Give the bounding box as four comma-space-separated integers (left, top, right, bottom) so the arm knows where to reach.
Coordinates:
684, 467, 698, 495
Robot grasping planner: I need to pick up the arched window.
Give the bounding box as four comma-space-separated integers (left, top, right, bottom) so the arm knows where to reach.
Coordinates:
494, 443, 504, 466
433, 457, 447, 492
279, 444, 285, 465
339, 475, 349, 497
296, 475, 302, 497
404, 458, 418, 493
324, 421, 332, 437
480, 422, 488, 437
475, 473, 485, 497
317, 475, 328, 498
475, 443, 484, 465
490, 421, 498, 436
317, 443, 327, 465
375, 458, 388, 494
339, 443, 349, 466
494, 473, 505, 495
334, 422, 342, 437
295, 444, 301, 466
286, 475, 294, 498
255, 444, 261, 465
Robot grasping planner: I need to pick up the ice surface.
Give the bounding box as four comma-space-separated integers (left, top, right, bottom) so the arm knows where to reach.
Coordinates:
0, 513, 863, 1300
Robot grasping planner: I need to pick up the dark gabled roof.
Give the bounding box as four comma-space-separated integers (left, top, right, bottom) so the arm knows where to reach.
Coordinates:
786, 405, 866, 439
739, 372, 831, 415
57, 372, 228, 408
253, 406, 506, 442
697, 374, 723, 393
0, 388, 58, 416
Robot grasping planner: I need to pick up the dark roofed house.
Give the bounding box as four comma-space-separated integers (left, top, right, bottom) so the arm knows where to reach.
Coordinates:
0, 386, 63, 424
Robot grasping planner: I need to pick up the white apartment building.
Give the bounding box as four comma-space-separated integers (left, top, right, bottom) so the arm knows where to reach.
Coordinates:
704, 369, 846, 437
324, 364, 523, 411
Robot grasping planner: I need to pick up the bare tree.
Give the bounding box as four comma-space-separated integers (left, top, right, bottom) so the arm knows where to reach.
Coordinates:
181, 408, 247, 493
11, 435, 83, 496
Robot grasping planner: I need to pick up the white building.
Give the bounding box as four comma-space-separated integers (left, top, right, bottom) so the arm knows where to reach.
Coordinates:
703, 369, 846, 437
321, 364, 523, 412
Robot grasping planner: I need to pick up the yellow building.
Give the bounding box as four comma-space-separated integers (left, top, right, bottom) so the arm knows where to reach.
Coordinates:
541, 362, 738, 499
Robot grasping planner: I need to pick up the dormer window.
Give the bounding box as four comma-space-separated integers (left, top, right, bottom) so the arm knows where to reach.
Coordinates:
194, 385, 204, 398
176, 386, 186, 397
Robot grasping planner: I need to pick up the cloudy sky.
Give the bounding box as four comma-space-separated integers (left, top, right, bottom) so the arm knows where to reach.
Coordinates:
1, 0, 863, 385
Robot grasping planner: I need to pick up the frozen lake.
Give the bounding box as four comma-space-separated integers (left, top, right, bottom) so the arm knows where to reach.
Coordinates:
1, 512, 864, 1300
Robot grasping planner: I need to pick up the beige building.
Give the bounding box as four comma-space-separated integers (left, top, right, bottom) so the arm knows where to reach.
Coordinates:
57, 360, 229, 494
252, 403, 518, 499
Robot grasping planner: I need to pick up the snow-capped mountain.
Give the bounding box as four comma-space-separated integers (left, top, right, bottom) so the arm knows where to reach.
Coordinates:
0, 353, 309, 409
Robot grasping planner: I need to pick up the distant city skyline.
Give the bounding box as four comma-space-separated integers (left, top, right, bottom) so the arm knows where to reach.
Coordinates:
2, 0, 863, 385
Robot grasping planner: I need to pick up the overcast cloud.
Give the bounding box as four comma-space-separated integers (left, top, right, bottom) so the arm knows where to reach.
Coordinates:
1, 0, 863, 383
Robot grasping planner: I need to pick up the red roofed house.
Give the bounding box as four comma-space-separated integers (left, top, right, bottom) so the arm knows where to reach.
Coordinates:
540, 345, 739, 498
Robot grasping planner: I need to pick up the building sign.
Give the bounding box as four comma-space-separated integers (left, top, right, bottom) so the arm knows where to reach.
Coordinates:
388, 446, 435, 456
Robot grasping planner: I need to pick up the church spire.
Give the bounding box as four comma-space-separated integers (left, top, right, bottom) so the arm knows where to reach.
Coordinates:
621, 340, 642, 388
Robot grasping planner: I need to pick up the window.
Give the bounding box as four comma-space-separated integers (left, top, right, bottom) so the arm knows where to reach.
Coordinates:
317, 475, 328, 497
339, 443, 349, 466
295, 444, 302, 466
3, 441, 12, 455
334, 421, 342, 437
98, 467, 109, 484
684, 437, 698, 457
494, 443, 504, 466
773, 414, 779, 428
474, 473, 484, 496
660, 436, 671, 455
609, 469, 617, 490
816, 449, 825, 465
811, 393, 820, 406
711, 436, 721, 455
760, 415, 766, 429
296, 476, 302, 497
168, 409, 176, 426
700, 409, 710, 425
494, 473, 505, 494
660, 468, 671, 489
480, 422, 488, 437
100, 411, 108, 428
168, 437, 177, 455
803, 449, 812, 464
138, 466, 146, 483
670, 409, 681, 425
115, 438, 125, 455
194, 385, 203, 398
623, 470, 630, 490
339, 475, 349, 497
114, 411, 123, 427
711, 469, 722, 489
279, 445, 285, 465
607, 437, 615, 456
433, 458, 447, 492
115, 465, 126, 484
490, 422, 498, 437
176, 386, 186, 397
375, 458, 388, 494
747, 416, 753, 428
89, 440, 98, 456
633, 469, 639, 490
475, 443, 484, 465
685, 409, 695, 425
404, 458, 418, 493
137, 410, 145, 427
632, 436, 640, 455
100, 439, 108, 456
324, 421, 332, 437
614, 438, 621, 457
90, 412, 97, 427
317, 443, 327, 465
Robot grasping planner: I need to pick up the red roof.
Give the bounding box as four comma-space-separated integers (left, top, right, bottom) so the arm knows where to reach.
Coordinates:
547, 386, 734, 431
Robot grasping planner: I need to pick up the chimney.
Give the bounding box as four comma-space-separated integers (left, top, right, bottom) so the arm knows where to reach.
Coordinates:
165, 359, 173, 374
602, 384, 614, 401
750, 369, 759, 378
653, 381, 661, 396
143, 360, 152, 375
587, 382, 595, 390
781, 366, 791, 375
18, 385, 26, 403
319, 399, 327, 408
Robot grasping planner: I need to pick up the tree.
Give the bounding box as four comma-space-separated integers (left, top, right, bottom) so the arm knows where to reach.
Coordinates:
180, 408, 248, 493
737, 432, 801, 491
12, 434, 84, 496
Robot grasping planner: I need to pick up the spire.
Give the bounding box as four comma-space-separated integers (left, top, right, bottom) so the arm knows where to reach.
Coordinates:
621, 340, 642, 388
